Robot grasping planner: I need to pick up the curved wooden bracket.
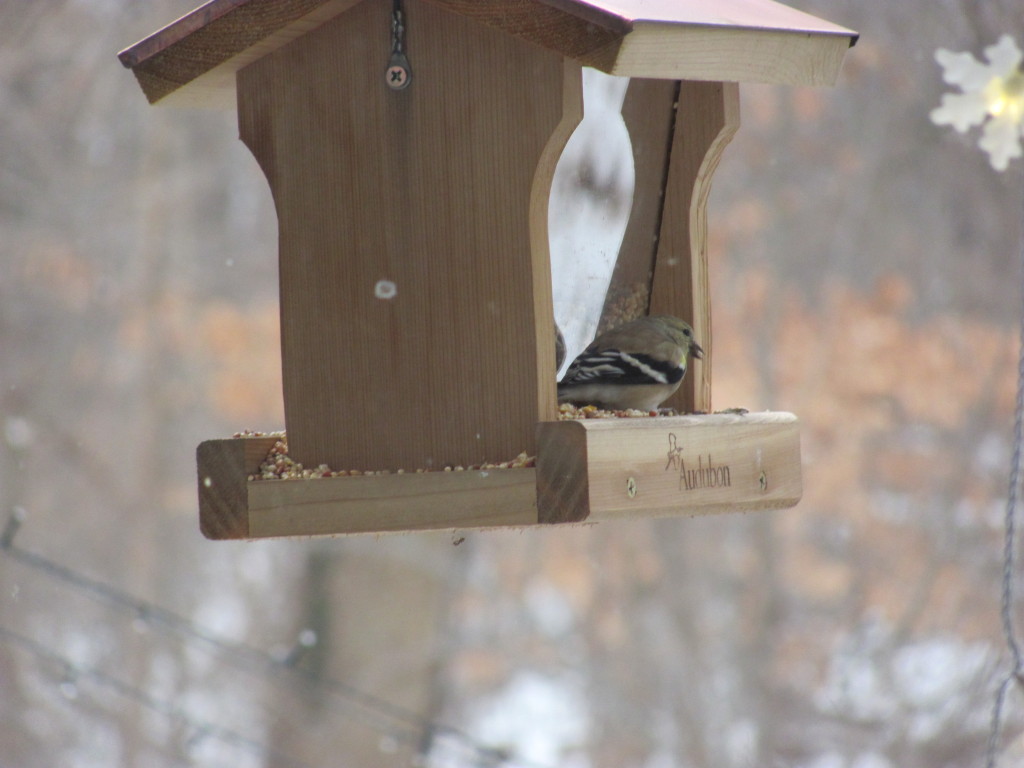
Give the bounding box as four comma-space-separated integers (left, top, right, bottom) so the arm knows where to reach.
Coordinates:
601, 79, 740, 414
651, 81, 740, 414
531, 62, 586, 422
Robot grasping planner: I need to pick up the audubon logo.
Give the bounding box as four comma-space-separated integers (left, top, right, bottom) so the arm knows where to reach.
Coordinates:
665, 433, 732, 491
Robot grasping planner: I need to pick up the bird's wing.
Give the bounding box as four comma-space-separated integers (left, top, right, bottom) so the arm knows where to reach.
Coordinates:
561, 349, 684, 387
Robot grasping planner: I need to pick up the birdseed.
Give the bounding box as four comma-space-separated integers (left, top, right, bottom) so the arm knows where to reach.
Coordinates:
236, 404, 668, 481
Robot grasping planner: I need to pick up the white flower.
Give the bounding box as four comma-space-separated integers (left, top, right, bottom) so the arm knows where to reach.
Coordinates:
931, 35, 1024, 171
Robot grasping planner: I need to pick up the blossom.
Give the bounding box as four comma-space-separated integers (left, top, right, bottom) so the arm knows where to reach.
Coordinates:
931, 35, 1024, 171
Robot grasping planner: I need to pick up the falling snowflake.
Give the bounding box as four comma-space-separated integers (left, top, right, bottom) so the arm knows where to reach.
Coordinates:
931, 35, 1024, 171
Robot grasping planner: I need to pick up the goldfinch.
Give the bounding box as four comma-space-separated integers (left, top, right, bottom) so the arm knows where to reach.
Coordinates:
557, 315, 703, 411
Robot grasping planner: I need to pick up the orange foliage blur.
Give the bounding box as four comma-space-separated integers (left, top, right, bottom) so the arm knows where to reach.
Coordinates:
196, 301, 284, 425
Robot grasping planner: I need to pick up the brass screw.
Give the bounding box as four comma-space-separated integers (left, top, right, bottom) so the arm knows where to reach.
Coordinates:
626, 477, 637, 498
759, 471, 768, 492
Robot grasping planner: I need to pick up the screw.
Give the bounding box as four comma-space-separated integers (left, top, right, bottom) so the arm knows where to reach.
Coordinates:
626, 477, 637, 498
759, 471, 768, 492
387, 65, 410, 89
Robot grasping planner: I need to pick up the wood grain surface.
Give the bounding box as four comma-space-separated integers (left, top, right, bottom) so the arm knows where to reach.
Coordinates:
197, 436, 277, 539
248, 468, 539, 536
536, 411, 802, 523
238, 0, 581, 472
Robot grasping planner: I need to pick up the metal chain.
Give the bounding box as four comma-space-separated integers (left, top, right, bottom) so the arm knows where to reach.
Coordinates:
986, 182, 1024, 768
391, 0, 405, 55
386, 0, 411, 90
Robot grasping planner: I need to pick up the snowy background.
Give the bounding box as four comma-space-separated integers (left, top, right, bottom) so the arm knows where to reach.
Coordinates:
2, 1, 1024, 767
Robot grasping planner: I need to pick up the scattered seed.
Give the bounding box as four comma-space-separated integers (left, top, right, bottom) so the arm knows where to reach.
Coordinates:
238, 421, 695, 481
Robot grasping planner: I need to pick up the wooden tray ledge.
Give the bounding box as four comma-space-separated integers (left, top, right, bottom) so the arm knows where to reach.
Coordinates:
197, 412, 801, 539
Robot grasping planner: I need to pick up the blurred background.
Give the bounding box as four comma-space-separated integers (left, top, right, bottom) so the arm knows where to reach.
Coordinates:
2, 1, 1024, 766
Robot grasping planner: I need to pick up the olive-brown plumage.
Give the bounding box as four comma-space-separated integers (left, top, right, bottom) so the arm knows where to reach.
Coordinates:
557, 315, 703, 411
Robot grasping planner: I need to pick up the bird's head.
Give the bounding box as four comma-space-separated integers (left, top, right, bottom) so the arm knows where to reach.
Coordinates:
654, 316, 704, 360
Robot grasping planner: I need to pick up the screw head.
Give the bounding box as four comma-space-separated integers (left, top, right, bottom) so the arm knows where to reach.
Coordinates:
626, 477, 637, 498
759, 471, 768, 493
386, 65, 410, 89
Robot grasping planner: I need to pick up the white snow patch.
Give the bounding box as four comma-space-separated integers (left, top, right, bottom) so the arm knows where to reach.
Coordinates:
192, 588, 249, 640
851, 752, 894, 768
470, 670, 589, 766
819, 623, 995, 743
725, 718, 759, 766
892, 639, 987, 707
4, 416, 35, 448
973, 431, 1007, 473
800, 752, 846, 768
524, 578, 574, 637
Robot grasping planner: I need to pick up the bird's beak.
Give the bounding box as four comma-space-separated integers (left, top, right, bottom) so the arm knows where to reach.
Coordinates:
691, 341, 704, 360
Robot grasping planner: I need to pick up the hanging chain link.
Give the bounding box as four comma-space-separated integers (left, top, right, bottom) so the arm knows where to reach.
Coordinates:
985, 184, 1024, 768
385, 0, 411, 90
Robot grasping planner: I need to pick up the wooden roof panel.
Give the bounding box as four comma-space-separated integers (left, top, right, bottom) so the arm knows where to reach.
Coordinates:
119, 0, 857, 107
555, 0, 854, 35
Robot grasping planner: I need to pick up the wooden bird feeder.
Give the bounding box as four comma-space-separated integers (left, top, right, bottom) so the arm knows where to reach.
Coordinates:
120, 0, 856, 539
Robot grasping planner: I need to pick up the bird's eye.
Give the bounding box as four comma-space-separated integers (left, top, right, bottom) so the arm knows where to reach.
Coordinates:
683, 328, 691, 336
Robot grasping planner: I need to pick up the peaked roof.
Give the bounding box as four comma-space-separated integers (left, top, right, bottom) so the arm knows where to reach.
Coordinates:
119, 0, 858, 107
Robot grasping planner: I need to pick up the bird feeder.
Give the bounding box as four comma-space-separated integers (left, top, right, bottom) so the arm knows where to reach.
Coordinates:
119, 0, 856, 538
